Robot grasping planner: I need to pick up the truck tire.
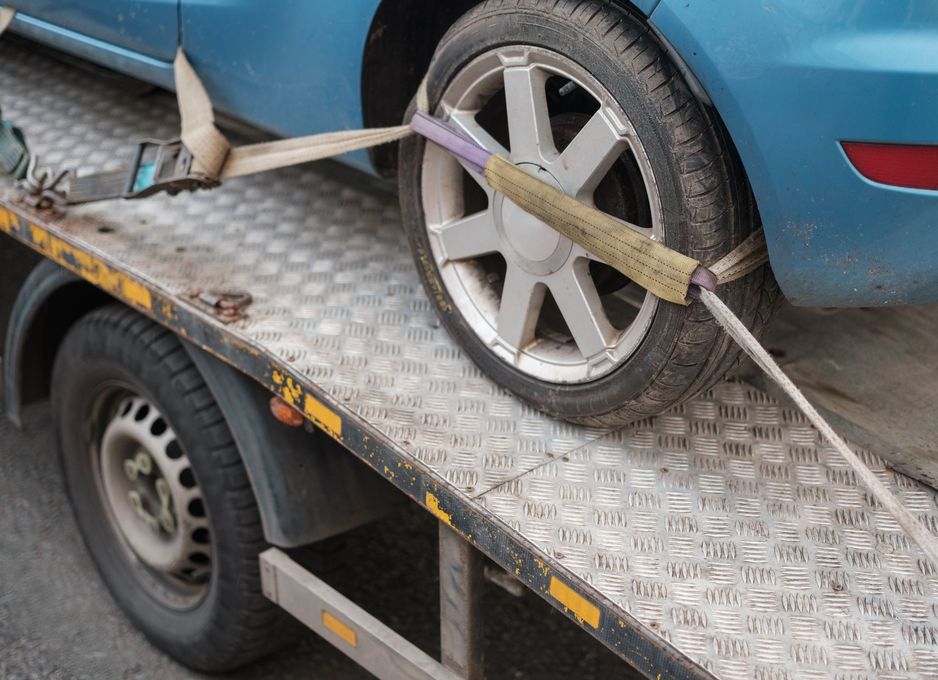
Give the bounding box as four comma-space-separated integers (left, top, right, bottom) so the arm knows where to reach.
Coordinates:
51, 305, 292, 672
398, 0, 778, 426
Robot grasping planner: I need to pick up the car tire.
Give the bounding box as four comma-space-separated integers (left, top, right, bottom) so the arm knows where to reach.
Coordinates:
51, 304, 293, 672
398, 0, 778, 426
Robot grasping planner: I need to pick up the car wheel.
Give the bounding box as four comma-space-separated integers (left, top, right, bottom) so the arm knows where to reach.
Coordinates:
398, 0, 778, 425
51, 305, 292, 671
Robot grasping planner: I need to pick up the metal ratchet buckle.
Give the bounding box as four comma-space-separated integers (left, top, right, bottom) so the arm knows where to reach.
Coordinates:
123, 139, 218, 200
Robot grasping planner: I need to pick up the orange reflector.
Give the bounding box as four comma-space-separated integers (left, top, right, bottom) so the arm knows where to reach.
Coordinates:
322, 610, 358, 647
842, 141, 938, 191
269, 396, 305, 427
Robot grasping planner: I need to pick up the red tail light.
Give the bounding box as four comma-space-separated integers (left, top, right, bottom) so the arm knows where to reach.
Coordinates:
842, 142, 938, 191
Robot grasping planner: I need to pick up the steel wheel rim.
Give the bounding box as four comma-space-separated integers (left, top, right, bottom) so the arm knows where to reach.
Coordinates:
421, 46, 664, 384
93, 388, 212, 609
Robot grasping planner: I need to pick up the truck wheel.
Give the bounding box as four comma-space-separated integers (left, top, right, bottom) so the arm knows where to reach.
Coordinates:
51, 305, 291, 671
398, 0, 777, 425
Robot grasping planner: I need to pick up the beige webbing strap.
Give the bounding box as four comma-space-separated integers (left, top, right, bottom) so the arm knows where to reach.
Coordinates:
174, 49, 231, 177
711, 228, 769, 284
222, 126, 412, 180
174, 49, 420, 181
701, 288, 938, 566
484, 154, 700, 305
0, 7, 15, 34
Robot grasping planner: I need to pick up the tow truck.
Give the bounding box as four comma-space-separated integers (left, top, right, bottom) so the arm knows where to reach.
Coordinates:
3, 36, 938, 680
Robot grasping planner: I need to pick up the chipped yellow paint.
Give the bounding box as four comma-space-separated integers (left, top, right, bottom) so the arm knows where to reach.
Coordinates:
271, 371, 302, 407
303, 393, 342, 440
5, 220, 153, 310
425, 492, 452, 526
270, 370, 342, 439
0, 205, 16, 234
549, 576, 600, 629
383, 465, 396, 480
535, 558, 550, 577
322, 610, 357, 648
160, 299, 176, 321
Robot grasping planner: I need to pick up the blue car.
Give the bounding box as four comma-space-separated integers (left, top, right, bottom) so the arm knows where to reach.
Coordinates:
6, 0, 938, 427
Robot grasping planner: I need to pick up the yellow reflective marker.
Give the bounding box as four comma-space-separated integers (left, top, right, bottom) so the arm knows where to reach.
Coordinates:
322, 610, 357, 647
549, 576, 600, 628
304, 393, 342, 440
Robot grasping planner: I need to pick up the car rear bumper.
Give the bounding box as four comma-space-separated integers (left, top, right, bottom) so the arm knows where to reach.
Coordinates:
653, 1, 938, 306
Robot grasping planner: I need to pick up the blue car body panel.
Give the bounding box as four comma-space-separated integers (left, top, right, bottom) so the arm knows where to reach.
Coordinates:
178, 0, 382, 172
10, 0, 177, 60
9, 12, 175, 88
7, 0, 938, 305
651, 1, 938, 306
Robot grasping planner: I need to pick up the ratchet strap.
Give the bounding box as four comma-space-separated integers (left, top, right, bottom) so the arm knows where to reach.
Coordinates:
174, 48, 423, 180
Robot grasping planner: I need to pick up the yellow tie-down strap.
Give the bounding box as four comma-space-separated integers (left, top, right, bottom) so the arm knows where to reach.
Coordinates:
484, 155, 700, 305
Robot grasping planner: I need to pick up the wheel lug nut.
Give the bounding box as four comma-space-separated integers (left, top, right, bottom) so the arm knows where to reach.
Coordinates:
159, 509, 176, 533
123, 458, 139, 481
135, 451, 153, 476
155, 478, 171, 507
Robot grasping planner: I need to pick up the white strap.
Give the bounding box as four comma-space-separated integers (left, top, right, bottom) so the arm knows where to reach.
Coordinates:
700, 288, 938, 566
174, 48, 421, 181
174, 48, 231, 177
222, 125, 412, 179
0, 7, 15, 35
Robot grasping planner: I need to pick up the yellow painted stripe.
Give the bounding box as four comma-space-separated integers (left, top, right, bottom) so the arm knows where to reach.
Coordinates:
0, 208, 152, 311
322, 610, 357, 647
425, 492, 452, 526
304, 393, 342, 440
549, 576, 600, 628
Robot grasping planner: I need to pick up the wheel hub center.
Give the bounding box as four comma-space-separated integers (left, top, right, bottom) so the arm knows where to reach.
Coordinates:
496, 163, 572, 275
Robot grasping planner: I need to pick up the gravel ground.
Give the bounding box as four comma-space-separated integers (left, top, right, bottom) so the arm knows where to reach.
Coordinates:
0, 402, 640, 680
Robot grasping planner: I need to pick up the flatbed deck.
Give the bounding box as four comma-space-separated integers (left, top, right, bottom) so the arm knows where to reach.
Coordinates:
3, 41, 938, 680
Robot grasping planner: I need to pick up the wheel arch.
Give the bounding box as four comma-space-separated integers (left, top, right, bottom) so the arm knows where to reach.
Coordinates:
361, 0, 480, 177
3, 258, 113, 428
362, 0, 719, 175
5, 260, 403, 547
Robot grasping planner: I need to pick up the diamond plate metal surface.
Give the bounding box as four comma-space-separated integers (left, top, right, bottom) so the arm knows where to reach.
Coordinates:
3, 42, 938, 679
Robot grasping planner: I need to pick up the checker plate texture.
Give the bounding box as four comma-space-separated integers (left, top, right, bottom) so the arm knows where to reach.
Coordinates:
3, 42, 938, 679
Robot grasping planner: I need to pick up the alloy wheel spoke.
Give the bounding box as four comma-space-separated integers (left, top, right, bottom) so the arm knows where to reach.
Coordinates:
448, 111, 508, 194
555, 108, 630, 198
503, 66, 556, 163
549, 263, 616, 359
448, 110, 509, 156
497, 267, 546, 352
436, 210, 501, 262
571, 244, 606, 265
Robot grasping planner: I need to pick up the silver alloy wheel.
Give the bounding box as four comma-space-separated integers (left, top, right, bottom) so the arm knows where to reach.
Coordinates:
96, 394, 212, 607
421, 46, 664, 384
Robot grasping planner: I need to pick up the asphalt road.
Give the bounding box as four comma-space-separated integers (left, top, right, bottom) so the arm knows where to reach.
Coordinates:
0, 401, 640, 680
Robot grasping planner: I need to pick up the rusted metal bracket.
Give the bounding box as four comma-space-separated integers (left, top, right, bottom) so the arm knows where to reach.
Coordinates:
191, 289, 252, 323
